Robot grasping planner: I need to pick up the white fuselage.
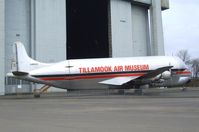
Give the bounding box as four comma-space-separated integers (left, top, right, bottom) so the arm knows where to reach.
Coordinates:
28, 56, 191, 90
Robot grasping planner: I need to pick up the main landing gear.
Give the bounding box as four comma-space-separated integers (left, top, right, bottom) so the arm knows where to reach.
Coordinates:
134, 89, 143, 95
133, 84, 149, 95
33, 85, 50, 98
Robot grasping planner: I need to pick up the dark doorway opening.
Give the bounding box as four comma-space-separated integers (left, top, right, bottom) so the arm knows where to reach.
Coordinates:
66, 0, 109, 59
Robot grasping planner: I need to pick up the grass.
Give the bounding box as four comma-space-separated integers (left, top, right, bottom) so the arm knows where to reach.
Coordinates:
186, 78, 199, 87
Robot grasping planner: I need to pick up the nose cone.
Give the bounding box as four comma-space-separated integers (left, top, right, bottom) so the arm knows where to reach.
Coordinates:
178, 77, 191, 85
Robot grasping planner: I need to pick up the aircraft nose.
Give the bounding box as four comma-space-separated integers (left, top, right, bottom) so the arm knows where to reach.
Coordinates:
178, 77, 191, 85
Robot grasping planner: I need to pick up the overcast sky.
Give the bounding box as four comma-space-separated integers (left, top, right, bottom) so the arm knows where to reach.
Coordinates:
162, 0, 199, 59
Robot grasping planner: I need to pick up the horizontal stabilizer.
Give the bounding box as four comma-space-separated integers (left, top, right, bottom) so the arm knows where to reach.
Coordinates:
7, 72, 53, 86
12, 71, 29, 76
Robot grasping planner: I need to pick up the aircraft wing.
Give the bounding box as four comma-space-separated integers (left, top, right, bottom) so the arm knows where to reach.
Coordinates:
137, 66, 173, 79
99, 76, 139, 86
99, 66, 173, 86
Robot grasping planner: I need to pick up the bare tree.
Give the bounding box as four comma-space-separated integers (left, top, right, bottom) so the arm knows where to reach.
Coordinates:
176, 50, 191, 65
191, 58, 199, 78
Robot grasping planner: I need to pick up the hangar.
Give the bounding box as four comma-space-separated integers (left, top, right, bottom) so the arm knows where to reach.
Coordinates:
0, 0, 169, 95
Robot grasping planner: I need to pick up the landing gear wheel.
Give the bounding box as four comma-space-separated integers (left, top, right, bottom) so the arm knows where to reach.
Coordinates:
34, 93, 41, 98
33, 89, 41, 98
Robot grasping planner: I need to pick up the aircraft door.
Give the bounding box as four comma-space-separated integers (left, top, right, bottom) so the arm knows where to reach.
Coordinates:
66, 60, 84, 90
64, 60, 72, 89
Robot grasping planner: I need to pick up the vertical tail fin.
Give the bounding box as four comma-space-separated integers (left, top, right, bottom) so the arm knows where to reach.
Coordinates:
12, 42, 49, 75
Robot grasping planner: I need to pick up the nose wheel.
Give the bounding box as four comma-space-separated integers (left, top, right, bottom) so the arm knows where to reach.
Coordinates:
33, 85, 50, 98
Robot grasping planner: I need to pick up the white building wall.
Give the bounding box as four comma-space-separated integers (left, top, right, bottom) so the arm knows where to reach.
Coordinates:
0, 0, 5, 95
35, 0, 66, 63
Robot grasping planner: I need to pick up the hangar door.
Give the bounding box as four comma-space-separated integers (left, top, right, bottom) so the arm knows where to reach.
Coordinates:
131, 5, 150, 56
110, 0, 133, 57
66, 0, 109, 59
110, 0, 150, 57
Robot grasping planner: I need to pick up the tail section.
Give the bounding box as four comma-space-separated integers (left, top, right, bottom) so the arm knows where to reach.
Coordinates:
12, 42, 50, 75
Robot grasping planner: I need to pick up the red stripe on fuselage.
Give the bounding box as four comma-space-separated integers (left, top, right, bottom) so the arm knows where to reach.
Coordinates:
39, 73, 146, 81
176, 71, 192, 75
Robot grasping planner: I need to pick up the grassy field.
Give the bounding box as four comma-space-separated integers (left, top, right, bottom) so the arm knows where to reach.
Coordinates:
186, 78, 199, 87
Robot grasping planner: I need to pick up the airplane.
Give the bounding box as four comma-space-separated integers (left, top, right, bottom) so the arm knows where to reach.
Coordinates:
7, 42, 192, 97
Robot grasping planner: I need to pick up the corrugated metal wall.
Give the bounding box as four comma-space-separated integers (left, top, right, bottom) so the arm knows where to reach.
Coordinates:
5, 0, 31, 69
4, 0, 66, 94
5, 0, 31, 94
0, 0, 5, 95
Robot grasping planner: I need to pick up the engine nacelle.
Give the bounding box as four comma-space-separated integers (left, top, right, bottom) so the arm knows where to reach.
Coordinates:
153, 71, 171, 81
161, 71, 171, 80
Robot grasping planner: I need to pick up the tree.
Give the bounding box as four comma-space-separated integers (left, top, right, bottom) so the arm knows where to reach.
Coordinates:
191, 58, 199, 78
176, 50, 191, 65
